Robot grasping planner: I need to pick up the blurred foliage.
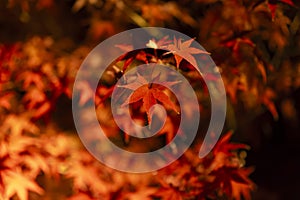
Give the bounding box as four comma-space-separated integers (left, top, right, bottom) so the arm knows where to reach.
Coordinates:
0, 0, 299, 199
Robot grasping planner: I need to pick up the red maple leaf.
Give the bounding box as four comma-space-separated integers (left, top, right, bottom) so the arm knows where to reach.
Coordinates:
213, 131, 250, 157
115, 44, 149, 72
119, 73, 180, 124
268, 2, 277, 20
280, 0, 295, 7
268, 0, 296, 20
210, 167, 255, 200
221, 37, 255, 56
167, 37, 210, 69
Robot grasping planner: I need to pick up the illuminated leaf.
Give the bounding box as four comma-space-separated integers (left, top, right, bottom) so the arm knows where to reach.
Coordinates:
2, 115, 39, 136
120, 73, 179, 124
4, 170, 43, 200
168, 37, 210, 68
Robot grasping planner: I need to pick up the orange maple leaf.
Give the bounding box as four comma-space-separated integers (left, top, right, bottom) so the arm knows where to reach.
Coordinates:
3, 170, 43, 200
167, 37, 210, 69
213, 131, 250, 157
0, 92, 13, 110
2, 115, 39, 136
119, 73, 180, 124
210, 166, 255, 200
17, 71, 45, 90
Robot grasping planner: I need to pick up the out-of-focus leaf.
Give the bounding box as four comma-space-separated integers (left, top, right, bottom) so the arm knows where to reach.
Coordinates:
280, 0, 296, 7
213, 131, 250, 157
3, 170, 43, 200
2, 115, 39, 136
262, 88, 279, 120
0, 93, 13, 110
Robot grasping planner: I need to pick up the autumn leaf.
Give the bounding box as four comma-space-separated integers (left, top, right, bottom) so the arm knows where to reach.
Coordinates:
0, 92, 13, 110
267, 2, 277, 20
23, 88, 46, 108
0, 44, 19, 68
32, 101, 51, 119
256, 60, 267, 83
221, 37, 255, 56
167, 37, 210, 69
211, 167, 255, 200
262, 88, 279, 120
213, 131, 250, 157
6, 135, 37, 154
146, 36, 171, 49
17, 71, 45, 90
2, 115, 39, 136
66, 163, 109, 194
115, 50, 149, 72
3, 170, 43, 200
22, 153, 49, 177
280, 0, 296, 7
119, 73, 180, 124
231, 180, 254, 200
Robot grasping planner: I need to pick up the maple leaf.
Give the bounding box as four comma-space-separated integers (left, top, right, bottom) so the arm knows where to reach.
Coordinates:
146, 36, 171, 49
115, 44, 150, 73
210, 167, 255, 200
3, 170, 43, 200
262, 88, 278, 120
22, 88, 46, 109
2, 115, 39, 136
221, 37, 255, 56
267, 2, 277, 20
167, 37, 210, 69
280, 0, 296, 7
32, 101, 51, 119
22, 153, 49, 177
213, 131, 250, 157
116, 50, 149, 72
119, 73, 180, 124
0, 147, 11, 194
0, 92, 13, 110
256, 60, 267, 83
0, 44, 19, 68
17, 71, 45, 90
66, 163, 108, 194
6, 135, 37, 154
231, 180, 254, 200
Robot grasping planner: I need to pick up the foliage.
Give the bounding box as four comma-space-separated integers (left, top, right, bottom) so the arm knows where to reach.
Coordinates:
1, 0, 299, 199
